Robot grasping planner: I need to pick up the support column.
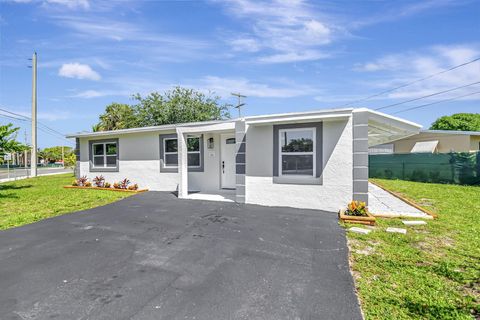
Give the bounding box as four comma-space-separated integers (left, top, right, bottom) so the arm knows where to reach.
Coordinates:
235, 119, 246, 203
176, 129, 188, 198
75, 138, 80, 178
352, 110, 369, 204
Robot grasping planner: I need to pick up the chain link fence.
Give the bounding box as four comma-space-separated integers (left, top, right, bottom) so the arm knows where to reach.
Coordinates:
369, 151, 480, 185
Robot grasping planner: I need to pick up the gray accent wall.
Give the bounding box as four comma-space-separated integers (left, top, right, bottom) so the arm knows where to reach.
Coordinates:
352, 111, 369, 204
272, 122, 323, 179
75, 138, 80, 178
88, 138, 119, 173
235, 120, 246, 203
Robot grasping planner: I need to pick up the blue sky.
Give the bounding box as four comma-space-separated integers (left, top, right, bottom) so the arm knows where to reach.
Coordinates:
0, 0, 479, 148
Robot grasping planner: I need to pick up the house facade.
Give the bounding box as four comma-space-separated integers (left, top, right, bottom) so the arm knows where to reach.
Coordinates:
68, 108, 421, 212
369, 130, 480, 154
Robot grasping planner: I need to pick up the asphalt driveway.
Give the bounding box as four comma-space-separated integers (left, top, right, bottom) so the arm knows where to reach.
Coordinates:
0, 192, 362, 320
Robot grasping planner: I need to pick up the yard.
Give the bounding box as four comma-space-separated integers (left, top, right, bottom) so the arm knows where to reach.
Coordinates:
0, 173, 133, 230
349, 179, 480, 319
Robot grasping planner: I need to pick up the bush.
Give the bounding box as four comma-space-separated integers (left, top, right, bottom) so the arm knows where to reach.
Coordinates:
119, 178, 130, 189
127, 183, 138, 191
76, 175, 88, 187
344, 200, 368, 216
72, 180, 78, 186
104, 182, 111, 188
84, 181, 92, 187
93, 175, 105, 187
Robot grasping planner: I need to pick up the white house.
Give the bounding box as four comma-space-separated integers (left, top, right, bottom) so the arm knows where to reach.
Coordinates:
67, 108, 421, 212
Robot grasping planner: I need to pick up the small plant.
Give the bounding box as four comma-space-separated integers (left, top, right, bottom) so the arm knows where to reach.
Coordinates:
93, 175, 105, 187
119, 178, 130, 189
76, 175, 88, 187
72, 180, 78, 186
113, 182, 121, 189
345, 200, 368, 217
84, 181, 92, 187
104, 182, 111, 188
127, 183, 138, 191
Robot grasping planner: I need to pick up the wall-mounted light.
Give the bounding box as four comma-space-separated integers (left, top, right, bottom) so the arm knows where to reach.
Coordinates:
207, 137, 214, 149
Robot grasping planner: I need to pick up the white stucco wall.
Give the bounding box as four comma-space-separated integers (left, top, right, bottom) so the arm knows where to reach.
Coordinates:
244, 118, 353, 212
79, 131, 222, 191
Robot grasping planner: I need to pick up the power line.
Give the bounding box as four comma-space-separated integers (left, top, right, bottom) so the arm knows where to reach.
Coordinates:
392, 90, 480, 115
0, 113, 28, 122
374, 81, 480, 111
339, 56, 480, 107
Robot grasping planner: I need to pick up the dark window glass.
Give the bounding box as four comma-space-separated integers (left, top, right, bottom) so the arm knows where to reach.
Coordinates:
187, 137, 200, 151
226, 138, 236, 144
281, 130, 313, 152
106, 143, 117, 155
281, 155, 313, 175
188, 153, 200, 167
165, 139, 178, 153
165, 153, 178, 166
106, 156, 116, 167
93, 156, 104, 167
93, 144, 104, 155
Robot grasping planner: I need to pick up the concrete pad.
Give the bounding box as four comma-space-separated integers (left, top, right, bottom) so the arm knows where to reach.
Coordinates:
402, 220, 427, 226
348, 227, 371, 234
386, 227, 407, 234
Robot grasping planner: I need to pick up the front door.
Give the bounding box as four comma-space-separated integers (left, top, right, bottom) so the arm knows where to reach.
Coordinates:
220, 134, 236, 189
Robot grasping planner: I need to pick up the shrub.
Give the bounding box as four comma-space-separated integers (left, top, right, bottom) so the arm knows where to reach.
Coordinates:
92, 175, 105, 187
72, 180, 78, 186
76, 175, 88, 187
104, 182, 111, 188
119, 178, 130, 189
84, 181, 92, 187
127, 183, 138, 191
344, 200, 368, 216
113, 182, 121, 189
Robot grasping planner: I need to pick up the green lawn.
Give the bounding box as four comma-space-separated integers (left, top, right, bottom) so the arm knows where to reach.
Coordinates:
0, 174, 133, 230
348, 179, 480, 320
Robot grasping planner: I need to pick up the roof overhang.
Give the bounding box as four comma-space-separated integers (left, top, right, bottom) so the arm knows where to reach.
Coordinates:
363, 109, 422, 147
245, 108, 353, 126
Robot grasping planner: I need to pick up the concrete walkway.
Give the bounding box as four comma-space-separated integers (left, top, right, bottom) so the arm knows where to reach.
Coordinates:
368, 183, 431, 218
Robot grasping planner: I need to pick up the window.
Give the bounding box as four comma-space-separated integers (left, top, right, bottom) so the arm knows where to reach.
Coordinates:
279, 128, 315, 177
162, 135, 201, 168
91, 141, 118, 169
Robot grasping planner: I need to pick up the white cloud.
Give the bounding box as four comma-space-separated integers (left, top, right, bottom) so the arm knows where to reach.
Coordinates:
216, 0, 334, 63
197, 76, 318, 98
354, 44, 480, 101
46, 0, 89, 9
58, 63, 100, 81
71, 89, 130, 98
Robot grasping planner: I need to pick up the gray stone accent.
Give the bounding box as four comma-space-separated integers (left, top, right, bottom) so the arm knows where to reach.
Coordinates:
159, 133, 204, 173
352, 111, 369, 204
75, 138, 80, 178
273, 122, 323, 178
235, 120, 246, 203
88, 138, 119, 173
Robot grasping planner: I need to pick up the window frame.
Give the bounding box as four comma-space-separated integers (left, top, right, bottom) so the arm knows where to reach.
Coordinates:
278, 127, 316, 178
159, 134, 204, 172
88, 138, 119, 172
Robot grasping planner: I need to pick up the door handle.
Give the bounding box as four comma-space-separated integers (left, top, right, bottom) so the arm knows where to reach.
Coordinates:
222, 161, 225, 173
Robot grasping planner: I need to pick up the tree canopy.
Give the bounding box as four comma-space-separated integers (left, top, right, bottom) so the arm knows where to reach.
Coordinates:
0, 123, 28, 155
93, 87, 230, 131
430, 113, 480, 131
39, 146, 73, 163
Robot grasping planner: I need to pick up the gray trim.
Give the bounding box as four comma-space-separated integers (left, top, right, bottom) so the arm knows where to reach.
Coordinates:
235, 120, 246, 203
75, 138, 80, 161
273, 122, 323, 179
88, 138, 119, 172
159, 133, 204, 173
352, 111, 369, 204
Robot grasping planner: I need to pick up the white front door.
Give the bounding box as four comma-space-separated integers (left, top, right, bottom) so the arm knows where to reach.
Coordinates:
220, 134, 236, 189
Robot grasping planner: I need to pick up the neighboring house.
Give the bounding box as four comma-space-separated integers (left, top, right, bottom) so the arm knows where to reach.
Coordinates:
369, 130, 480, 154
67, 108, 420, 211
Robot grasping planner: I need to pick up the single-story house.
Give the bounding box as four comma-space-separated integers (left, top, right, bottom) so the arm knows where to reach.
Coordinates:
67, 108, 421, 211
369, 129, 480, 154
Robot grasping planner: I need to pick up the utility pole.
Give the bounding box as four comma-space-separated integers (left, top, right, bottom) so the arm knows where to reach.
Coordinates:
231, 92, 246, 118
30, 52, 37, 177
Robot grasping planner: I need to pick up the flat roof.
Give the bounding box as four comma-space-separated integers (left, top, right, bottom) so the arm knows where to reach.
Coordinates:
421, 129, 480, 136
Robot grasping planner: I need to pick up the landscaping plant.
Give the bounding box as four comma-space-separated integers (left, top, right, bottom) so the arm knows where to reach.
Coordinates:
104, 182, 111, 188
119, 178, 130, 189
127, 183, 138, 191
345, 200, 368, 216
75, 176, 88, 187
92, 175, 105, 187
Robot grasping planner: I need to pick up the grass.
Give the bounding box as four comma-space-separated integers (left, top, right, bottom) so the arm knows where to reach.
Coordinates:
0, 173, 133, 230
347, 179, 480, 320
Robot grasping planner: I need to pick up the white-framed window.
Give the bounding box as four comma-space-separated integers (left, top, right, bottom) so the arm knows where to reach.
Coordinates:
92, 141, 118, 168
162, 135, 201, 168
278, 127, 315, 177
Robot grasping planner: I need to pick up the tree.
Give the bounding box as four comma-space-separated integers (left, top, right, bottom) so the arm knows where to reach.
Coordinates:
40, 146, 73, 163
93, 103, 137, 132
430, 113, 480, 131
0, 123, 28, 155
92, 87, 230, 131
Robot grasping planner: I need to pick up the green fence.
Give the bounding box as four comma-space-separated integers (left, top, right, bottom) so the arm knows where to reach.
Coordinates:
369, 152, 480, 185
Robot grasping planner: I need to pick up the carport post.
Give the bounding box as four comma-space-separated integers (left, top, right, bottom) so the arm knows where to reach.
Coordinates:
352, 110, 369, 204
176, 128, 188, 198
